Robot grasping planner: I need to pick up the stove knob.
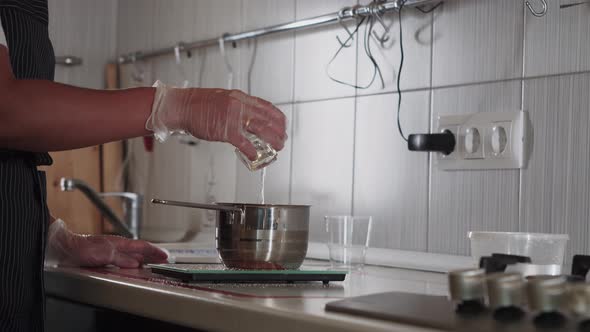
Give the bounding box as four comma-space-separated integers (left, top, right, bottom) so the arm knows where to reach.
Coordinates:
449, 269, 486, 302
527, 275, 568, 312
486, 273, 526, 322
567, 283, 590, 316
487, 272, 525, 308
527, 276, 568, 329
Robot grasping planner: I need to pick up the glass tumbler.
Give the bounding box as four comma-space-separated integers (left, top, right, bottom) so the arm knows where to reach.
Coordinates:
235, 132, 278, 171
325, 216, 372, 270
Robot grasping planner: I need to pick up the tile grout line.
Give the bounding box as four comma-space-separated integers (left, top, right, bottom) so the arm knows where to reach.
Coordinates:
563, 79, 574, 241
274, 70, 590, 107
233, 0, 246, 202
351, 0, 360, 217
288, 0, 297, 205
351, 101, 357, 216
425, 9, 436, 253
518, 1, 527, 233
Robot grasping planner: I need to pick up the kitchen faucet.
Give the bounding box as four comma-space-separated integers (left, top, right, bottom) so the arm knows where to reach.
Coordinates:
59, 178, 142, 239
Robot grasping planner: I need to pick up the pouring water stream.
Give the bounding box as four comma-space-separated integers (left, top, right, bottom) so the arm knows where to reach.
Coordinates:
259, 168, 266, 205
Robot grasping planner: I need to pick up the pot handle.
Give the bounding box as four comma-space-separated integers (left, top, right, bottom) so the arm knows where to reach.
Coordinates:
151, 198, 243, 213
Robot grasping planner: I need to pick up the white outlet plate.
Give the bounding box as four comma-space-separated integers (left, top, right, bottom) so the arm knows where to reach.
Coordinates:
436, 110, 531, 170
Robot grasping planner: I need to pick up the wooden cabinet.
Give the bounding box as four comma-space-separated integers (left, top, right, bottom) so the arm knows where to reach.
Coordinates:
39, 142, 125, 235
39, 147, 102, 234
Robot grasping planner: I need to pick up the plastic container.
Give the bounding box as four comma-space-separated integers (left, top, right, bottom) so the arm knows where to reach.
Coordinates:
468, 231, 569, 266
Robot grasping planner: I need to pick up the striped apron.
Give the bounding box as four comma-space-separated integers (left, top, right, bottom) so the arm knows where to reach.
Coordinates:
0, 0, 55, 331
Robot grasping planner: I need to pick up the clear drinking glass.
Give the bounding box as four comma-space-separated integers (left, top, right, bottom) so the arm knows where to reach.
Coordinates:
325, 216, 372, 270
235, 132, 278, 171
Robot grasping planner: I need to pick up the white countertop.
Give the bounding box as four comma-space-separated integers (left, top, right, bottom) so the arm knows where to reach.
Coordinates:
45, 260, 450, 332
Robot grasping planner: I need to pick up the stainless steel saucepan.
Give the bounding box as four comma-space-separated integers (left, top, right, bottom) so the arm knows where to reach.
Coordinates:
151, 199, 310, 270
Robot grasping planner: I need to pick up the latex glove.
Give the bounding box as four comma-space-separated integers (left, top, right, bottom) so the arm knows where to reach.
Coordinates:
146, 81, 287, 161
46, 219, 168, 268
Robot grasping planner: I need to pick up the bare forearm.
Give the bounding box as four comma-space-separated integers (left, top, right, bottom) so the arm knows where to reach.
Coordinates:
0, 79, 154, 151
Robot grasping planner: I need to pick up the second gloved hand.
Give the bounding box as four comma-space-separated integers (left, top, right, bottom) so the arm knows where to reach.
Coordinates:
146, 81, 287, 161
46, 219, 168, 268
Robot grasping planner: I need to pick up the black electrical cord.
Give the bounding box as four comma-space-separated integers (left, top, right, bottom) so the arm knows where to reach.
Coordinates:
396, 0, 408, 142
327, 0, 393, 91
415, 1, 443, 14
363, 16, 386, 89
326, 15, 386, 90
326, 17, 366, 89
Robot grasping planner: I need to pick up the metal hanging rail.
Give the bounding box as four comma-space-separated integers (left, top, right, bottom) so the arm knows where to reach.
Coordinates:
116, 0, 437, 65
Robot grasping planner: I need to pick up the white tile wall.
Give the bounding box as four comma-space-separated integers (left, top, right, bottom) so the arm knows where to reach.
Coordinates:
150, 0, 197, 88
432, 0, 524, 87
108, 0, 590, 256
356, 1, 433, 95
294, 0, 359, 101
138, 139, 196, 243
235, 105, 293, 204
428, 81, 521, 255
126, 138, 238, 243
118, 1, 242, 242
521, 74, 590, 261
194, 0, 243, 90
178, 1, 242, 240
239, 0, 295, 103
189, 142, 238, 236
117, 0, 156, 87
524, 0, 590, 77
49, 0, 118, 89
354, 91, 429, 250
291, 98, 355, 242
117, 0, 155, 54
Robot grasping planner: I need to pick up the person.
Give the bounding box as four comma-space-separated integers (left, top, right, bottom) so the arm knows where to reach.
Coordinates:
0, 1, 288, 331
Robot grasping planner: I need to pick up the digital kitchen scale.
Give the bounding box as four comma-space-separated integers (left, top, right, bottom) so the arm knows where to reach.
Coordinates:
149, 264, 347, 284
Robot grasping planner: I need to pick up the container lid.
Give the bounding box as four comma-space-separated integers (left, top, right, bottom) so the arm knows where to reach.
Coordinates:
468, 231, 569, 240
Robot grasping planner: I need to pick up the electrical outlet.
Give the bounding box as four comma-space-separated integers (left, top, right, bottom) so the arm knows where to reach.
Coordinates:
435, 111, 530, 170
484, 121, 512, 159
462, 126, 484, 160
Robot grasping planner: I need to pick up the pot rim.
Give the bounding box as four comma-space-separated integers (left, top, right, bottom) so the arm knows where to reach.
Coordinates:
216, 202, 311, 208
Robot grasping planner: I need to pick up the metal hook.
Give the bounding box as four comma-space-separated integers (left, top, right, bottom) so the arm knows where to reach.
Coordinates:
174, 42, 190, 88
373, 11, 389, 31
336, 7, 355, 48
371, 13, 391, 46
174, 42, 192, 61
174, 42, 184, 65
526, 0, 547, 17
366, 1, 391, 46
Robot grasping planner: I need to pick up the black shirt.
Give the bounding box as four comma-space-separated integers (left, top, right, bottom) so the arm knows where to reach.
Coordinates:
0, 0, 54, 165
0, 0, 48, 24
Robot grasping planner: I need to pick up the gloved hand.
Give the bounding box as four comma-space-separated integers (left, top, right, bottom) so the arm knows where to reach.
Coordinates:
146, 81, 287, 161
46, 219, 168, 268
